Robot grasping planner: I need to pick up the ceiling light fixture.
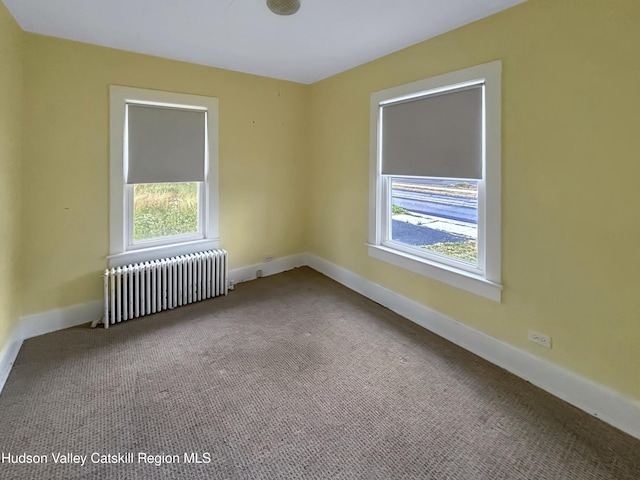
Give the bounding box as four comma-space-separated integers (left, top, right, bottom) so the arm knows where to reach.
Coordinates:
266, 0, 300, 16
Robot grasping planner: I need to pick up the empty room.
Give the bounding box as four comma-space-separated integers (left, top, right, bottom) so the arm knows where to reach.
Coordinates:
0, 0, 639, 478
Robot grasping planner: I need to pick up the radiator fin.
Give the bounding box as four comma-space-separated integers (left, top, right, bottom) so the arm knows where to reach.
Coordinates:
103, 249, 227, 329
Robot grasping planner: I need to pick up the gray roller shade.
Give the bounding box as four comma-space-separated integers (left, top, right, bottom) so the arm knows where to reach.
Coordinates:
381, 84, 483, 179
127, 104, 206, 184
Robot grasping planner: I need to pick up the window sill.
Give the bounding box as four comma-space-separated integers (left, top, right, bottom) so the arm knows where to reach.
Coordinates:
367, 244, 502, 302
108, 238, 220, 268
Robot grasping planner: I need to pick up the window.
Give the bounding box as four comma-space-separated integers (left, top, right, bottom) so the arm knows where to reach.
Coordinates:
368, 61, 502, 301
109, 86, 219, 266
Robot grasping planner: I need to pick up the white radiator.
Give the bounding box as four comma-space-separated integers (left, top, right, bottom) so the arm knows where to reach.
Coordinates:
100, 249, 227, 329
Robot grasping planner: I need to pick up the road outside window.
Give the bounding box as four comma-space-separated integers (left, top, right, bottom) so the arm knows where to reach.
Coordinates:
368, 61, 502, 301
390, 177, 478, 264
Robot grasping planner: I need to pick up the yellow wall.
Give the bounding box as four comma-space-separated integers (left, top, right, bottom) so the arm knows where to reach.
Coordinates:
0, 2, 22, 347
20, 35, 309, 315
308, 0, 640, 399
3, 0, 638, 403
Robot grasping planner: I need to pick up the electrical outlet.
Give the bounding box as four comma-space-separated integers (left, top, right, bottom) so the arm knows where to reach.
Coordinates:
256, 269, 263, 278
264, 255, 274, 263
528, 330, 551, 349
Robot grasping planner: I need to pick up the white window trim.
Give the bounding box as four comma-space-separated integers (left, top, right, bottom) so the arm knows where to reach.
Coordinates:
108, 86, 219, 267
368, 61, 503, 302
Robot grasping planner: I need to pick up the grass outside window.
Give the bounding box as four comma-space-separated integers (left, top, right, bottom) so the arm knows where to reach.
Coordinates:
133, 182, 199, 241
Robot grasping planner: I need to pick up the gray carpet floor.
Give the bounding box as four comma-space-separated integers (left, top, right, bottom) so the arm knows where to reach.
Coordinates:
0, 267, 638, 479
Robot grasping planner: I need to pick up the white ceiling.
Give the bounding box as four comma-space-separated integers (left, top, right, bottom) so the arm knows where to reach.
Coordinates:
3, 0, 525, 84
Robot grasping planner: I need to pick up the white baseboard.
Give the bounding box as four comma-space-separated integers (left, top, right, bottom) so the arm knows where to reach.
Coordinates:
1, 300, 103, 396
304, 253, 640, 440
0, 255, 305, 394
228, 253, 307, 287
0, 327, 22, 396
2, 252, 638, 441
18, 300, 103, 340
12, 252, 305, 343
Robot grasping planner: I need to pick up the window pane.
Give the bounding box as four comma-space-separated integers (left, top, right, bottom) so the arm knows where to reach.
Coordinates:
390, 177, 478, 264
133, 182, 199, 242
